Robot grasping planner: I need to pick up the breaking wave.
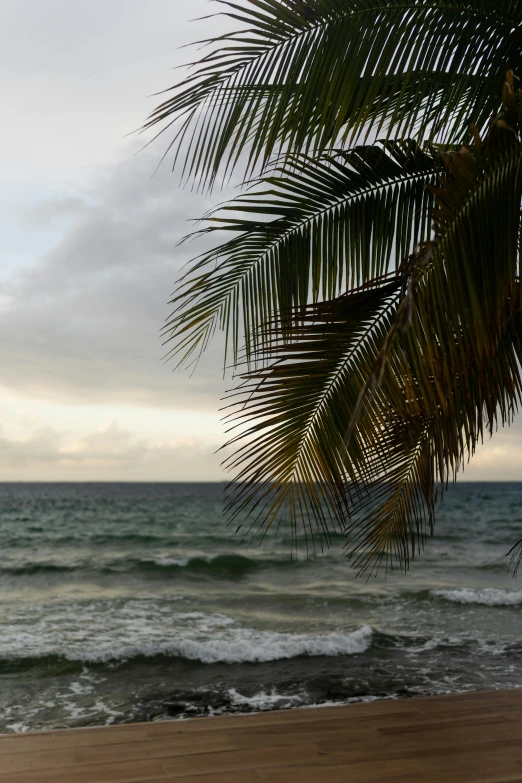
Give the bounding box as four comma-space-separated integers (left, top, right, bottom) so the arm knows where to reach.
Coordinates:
432, 588, 522, 606
0, 624, 373, 669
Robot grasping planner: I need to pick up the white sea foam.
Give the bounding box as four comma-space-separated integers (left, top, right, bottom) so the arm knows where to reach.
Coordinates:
66, 624, 373, 665
228, 688, 305, 710
0, 597, 372, 666
5, 724, 28, 733
150, 557, 189, 567
433, 588, 522, 606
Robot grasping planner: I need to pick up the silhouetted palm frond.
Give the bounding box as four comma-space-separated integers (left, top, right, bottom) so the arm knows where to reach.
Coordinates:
149, 0, 522, 573
166, 142, 436, 366
145, 0, 522, 189
219, 76, 522, 570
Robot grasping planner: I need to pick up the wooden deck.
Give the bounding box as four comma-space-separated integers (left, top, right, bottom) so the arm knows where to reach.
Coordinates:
0, 689, 522, 782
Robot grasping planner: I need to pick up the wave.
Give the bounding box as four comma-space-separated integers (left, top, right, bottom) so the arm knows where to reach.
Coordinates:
88, 625, 373, 664
0, 553, 312, 579
432, 588, 522, 606
0, 562, 77, 575
1, 533, 174, 547
0, 625, 373, 670
101, 554, 267, 578
129, 553, 306, 577
90, 533, 174, 545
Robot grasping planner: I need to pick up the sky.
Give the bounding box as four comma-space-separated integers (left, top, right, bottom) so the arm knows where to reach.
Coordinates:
0, 0, 520, 482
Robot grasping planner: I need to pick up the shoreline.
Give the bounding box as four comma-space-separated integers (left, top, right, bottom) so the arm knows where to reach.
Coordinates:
2, 483, 521, 732
0, 688, 521, 782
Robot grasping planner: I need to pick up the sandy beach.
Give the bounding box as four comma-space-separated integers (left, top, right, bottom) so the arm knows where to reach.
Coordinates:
0, 688, 521, 782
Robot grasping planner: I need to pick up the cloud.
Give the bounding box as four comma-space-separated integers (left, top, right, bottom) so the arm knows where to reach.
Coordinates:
0, 415, 518, 483
463, 423, 522, 481
18, 196, 90, 229
2, 0, 522, 482
0, 0, 234, 172
3, 145, 522, 480
0, 421, 223, 481
1, 145, 232, 412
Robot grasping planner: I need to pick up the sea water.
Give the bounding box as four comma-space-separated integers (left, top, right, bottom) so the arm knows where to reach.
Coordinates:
0, 481, 521, 732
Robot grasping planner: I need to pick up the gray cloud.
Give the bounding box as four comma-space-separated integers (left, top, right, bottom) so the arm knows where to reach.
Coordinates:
0, 0, 238, 420
4, 143, 522, 479
2, 146, 232, 412
2, 0, 522, 483
0, 0, 234, 173
18, 196, 90, 229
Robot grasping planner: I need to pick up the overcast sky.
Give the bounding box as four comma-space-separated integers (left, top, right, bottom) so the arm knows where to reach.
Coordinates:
0, 0, 519, 481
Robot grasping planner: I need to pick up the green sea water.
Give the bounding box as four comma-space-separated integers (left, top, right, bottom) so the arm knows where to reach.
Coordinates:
0, 482, 521, 732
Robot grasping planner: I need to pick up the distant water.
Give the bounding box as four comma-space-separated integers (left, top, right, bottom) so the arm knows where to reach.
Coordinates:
0, 481, 521, 733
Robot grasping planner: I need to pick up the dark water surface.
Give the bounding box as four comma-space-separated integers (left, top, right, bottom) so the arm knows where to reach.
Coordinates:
0, 482, 521, 732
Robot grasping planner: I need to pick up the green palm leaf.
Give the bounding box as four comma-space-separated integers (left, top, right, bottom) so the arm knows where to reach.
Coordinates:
222, 85, 522, 570
165, 141, 436, 366
149, 0, 522, 573
221, 276, 405, 553
144, 0, 522, 188
340, 82, 522, 570
344, 311, 522, 573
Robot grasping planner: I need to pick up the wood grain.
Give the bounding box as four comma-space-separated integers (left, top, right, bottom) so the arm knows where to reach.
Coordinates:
0, 689, 520, 782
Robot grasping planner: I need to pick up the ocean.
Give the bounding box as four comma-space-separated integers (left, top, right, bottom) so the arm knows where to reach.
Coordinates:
0, 481, 521, 733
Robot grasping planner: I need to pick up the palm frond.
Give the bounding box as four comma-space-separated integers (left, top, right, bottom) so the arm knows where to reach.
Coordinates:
222, 82, 522, 571
344, 310, 522, 573
344, 95, 522, 570
165, 141, 436, 366
144, 0, 522, 188
220, 274, 406, 552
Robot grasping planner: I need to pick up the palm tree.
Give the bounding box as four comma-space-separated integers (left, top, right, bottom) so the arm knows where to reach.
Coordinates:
144, 0, 522, 574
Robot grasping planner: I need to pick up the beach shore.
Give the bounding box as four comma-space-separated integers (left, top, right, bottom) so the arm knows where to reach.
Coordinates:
0, 688, 520, 782
3, 483, 522, 731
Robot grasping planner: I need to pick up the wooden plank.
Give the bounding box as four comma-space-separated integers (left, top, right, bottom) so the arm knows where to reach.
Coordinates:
0, 690, 521, 782
228, 724, 378, 750
412, 690, 522, 713
164, 774, 263, 783
162, 742, 325, 776
373, 771, 522, 783
0, 748, 74, 775
0, 726, 149, 754
316, 735, 522, 770
73, 734, 235, 765
373, 709, 522, 734
143, 700, 421, 736
0, 758, 168, 783
257, 757, 427, 782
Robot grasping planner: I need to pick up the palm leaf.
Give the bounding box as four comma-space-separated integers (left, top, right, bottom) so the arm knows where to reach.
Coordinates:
144, 0, 522, 188
345, 97, 522, 570
344, 311, 522, 573
220, 275, 406, 552
165, 141, 436, 366
222, 82, 522, 571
